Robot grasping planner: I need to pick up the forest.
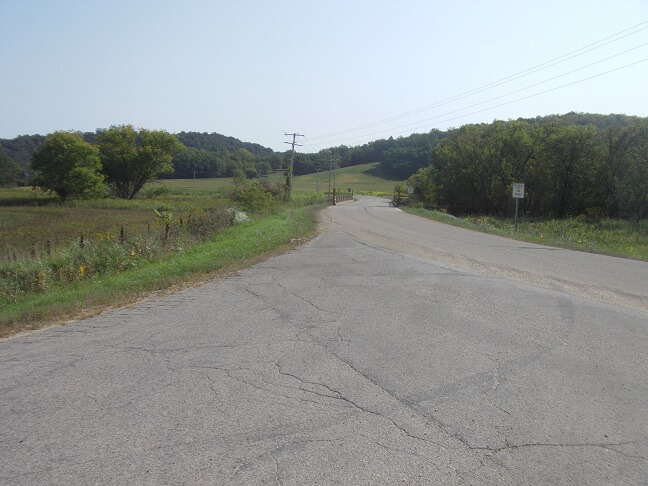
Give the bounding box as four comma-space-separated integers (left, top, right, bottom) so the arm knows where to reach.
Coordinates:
406, 117, 648, 220
1, 112, 646, 219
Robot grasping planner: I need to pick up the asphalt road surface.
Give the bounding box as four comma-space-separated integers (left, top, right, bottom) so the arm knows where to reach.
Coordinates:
1, 196, 647, 485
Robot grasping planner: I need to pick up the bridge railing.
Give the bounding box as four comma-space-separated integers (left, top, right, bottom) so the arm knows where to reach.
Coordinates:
333, 193, 353, 205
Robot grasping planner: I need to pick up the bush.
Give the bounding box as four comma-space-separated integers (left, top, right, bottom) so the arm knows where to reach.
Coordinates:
186, 209, 232, 237
235, 182, 278, 214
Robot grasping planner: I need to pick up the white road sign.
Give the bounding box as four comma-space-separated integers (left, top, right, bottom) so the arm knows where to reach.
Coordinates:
512, 183, 525, 199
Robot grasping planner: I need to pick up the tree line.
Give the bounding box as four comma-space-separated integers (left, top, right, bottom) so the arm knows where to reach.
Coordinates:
2, 113, 647, 220
406, 119, 648, 220
0, 130, 278, 185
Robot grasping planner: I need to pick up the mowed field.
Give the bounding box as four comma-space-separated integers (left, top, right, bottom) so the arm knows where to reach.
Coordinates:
157, 162, 403, 194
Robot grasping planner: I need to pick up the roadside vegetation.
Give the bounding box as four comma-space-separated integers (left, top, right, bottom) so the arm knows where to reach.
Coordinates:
403, 207, 648, 261
0, 179, 327, 337
2, 111, 647, 334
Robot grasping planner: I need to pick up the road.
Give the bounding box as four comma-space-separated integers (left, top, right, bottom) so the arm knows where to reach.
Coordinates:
1, 196, 647, 485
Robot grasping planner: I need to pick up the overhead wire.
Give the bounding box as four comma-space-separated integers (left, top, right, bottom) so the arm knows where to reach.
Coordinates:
304, 43, 648, 147
304, 57, 647, 148
305, 20, 648, 143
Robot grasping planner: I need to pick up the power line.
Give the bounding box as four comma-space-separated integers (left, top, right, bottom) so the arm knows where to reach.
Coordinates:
306, 58, 648, 148
307, 20, 648, 142
305, 43, 648, 147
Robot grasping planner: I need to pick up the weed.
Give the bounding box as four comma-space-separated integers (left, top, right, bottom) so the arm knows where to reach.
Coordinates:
404, 208, 648, 261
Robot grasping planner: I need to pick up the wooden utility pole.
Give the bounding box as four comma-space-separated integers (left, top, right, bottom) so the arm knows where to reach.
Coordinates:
284, 132, 304, 200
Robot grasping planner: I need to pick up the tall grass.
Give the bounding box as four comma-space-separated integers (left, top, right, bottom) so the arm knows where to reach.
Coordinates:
0, 206, 318, 336
404, 207, 648, 261
0, 208, 240, 302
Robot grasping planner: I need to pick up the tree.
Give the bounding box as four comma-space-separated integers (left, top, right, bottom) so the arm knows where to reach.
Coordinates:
231, 167, 247, 196
601, 125, 641, 216
406, 165, 437, 207
540, 124, 604, 217
0, 147, 21, 186
31, 131, 105, 200
616, 123, 648, 220
98, 125, 184, 199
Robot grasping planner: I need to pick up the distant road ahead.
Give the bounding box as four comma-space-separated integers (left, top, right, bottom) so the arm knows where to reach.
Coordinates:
323, 196, 648, 312
1, 196, 646, 485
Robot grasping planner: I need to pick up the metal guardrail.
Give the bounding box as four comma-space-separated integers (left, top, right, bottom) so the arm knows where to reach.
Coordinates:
333, 193, 353, 205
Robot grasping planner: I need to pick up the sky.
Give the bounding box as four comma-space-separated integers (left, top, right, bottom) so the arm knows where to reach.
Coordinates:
1, 0, 647, 152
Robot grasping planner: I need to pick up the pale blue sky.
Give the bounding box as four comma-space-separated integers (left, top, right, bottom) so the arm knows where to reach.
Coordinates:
1, 0, 647, 152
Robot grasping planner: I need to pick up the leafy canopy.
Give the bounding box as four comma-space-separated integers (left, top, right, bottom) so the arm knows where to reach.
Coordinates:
0, 147, 21, 186
31, 131, 105, 200
98, 125, 184, 199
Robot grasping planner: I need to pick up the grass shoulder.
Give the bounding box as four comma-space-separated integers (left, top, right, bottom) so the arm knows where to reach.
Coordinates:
0, 206, 321, 338
402, 207, 648, 261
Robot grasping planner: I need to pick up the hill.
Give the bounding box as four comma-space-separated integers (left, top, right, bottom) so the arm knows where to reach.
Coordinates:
0, 130, 277, 183
158, 162, 402, 194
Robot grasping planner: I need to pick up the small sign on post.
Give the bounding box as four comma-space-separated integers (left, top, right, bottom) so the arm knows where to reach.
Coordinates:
512, 182, 525, 231
512, 183, 525, 199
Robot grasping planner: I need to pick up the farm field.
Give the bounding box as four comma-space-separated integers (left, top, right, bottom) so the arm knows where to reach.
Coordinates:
0, 179, 326, 335
157, 162, 403, 194
0, 187, 229, 257
0, 162, 400, 258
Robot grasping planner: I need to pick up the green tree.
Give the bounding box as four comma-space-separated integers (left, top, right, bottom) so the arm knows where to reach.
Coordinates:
617, 123, 648, 220
0, 147, 21, 186
231, 167, 247, 196
98, 125, 184, 199
540, 124, 604, 217
406, 165, 437, 207
31, 132, 105, 200
601, 125, 641, 216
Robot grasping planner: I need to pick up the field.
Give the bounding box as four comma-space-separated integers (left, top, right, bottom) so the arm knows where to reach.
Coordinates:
0, 177, 330, 335
0, 187, 229, 258
157, 162, 402, 194
1, 162, 400, 260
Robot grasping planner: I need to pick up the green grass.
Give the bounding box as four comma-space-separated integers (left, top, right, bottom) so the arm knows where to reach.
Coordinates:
0, 207, 318, 337
0, 186, 57, 206
159, 162, 403, 194
0, 162, 395, 335
403, 207, 648, 261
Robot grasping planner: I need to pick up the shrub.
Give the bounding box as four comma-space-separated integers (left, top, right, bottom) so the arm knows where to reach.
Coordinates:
186, 209, 232, 237
235, 182, 277, 214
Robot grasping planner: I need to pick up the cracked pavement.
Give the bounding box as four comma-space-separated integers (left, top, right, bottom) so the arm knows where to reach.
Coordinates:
1, 196, 647, 484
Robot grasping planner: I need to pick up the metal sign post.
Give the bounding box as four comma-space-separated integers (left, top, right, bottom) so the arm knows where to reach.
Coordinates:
512, 183, 525, 231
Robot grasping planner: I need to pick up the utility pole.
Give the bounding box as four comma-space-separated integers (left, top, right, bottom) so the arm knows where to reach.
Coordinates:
284, 132, 304, 200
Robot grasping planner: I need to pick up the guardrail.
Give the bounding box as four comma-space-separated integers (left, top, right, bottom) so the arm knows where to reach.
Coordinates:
333, 193, 353, 205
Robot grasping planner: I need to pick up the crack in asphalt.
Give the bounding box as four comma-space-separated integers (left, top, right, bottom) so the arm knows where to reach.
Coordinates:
470, 440, 647, 460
